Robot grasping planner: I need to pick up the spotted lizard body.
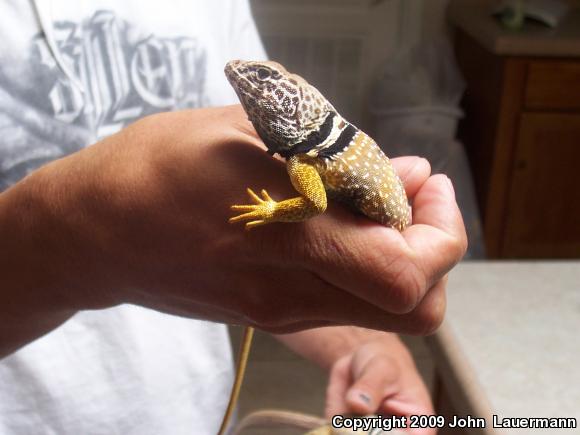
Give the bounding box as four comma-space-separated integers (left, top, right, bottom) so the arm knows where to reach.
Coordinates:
218, 60, 411, 435
225, 59, 411, 231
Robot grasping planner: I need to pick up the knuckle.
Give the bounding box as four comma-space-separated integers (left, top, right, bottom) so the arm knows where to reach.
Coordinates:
451, 223, 469, 261
330, 355, 352, 377
460, 232, 469, 258
366, 355, 396, 377
407, 299, 445, 336
352, 379, 377, 395
448, 230, 468, 263
384, 254, 426, 314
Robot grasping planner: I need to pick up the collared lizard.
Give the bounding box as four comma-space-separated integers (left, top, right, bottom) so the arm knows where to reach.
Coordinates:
218, 60, 411, 435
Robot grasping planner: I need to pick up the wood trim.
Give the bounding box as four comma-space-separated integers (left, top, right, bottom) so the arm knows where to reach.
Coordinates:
455, 30, 525, 257
434, 375, 470, 435
488, 59, 528, 257
524, 61, 580, 111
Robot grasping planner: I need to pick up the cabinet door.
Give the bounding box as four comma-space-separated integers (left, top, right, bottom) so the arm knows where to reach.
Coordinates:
503, 113, 580, 258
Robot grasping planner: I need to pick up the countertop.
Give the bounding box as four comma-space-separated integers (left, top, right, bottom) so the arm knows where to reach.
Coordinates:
427, 261, 580, 434
448, 0, 580, 57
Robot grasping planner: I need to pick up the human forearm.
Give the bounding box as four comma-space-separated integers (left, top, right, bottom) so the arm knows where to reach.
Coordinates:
0, 128, 148, 356
0, 167, 79, 357
274, 327, 411, 370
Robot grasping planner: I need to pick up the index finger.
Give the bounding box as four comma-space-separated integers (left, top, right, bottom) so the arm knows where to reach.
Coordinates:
390, 156, 431, 198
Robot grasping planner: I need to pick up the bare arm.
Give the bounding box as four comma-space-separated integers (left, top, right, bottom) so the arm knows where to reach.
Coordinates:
274, 326, 406, 370
0, 169, 82, 357
276, 327, 434, 429
0, 131, 128, 357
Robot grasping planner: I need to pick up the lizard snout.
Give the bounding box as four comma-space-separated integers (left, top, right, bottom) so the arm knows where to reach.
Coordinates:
224, 59, 242, 76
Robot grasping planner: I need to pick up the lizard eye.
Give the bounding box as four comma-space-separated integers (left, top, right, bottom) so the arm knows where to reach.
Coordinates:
256, 68, 271, 80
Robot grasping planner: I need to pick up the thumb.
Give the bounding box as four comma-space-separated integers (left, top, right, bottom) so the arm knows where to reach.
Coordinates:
325, 356, 352, 418
345, 354, 401, 415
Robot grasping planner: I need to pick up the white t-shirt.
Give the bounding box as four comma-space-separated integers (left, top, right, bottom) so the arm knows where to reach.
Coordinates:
0, 1, 266, 433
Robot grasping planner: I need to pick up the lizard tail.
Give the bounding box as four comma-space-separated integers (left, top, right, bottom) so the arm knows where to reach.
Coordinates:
217, 326, 255, 435
231, 409, 328, 435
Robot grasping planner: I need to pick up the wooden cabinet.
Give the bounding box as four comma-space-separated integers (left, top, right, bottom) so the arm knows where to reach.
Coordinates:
505, 114, 580, 257
455, 30, 580, 258
524, 62, 580, 110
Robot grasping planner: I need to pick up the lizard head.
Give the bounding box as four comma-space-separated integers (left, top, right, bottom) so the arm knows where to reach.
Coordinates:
225, 60, 333, 157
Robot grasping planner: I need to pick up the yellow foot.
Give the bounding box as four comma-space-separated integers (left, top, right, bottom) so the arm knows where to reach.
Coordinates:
229, 188, 278, 230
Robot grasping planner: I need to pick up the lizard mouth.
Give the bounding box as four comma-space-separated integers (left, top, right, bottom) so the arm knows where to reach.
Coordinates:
224, 60, 254, 88
224, 59, 242, 79
224, 60, 261, 102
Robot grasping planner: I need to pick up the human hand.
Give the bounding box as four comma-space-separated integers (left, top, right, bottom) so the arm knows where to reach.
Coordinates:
326, 339, 435, 435
2, 105, 466, 340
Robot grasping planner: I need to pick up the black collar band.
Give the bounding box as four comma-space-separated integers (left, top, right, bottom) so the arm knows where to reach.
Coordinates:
276, 111, 336, 159
317, 123, 357, 159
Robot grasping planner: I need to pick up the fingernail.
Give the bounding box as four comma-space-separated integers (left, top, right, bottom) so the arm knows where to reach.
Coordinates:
347, 390, 374, 410
358, 392, 371, 404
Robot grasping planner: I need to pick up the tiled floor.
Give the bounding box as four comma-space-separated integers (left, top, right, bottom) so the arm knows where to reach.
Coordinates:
229, 327, 436, 434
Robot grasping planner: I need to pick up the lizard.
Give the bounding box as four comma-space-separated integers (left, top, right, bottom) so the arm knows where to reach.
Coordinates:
217, 59, 411, 435
231, 409, 407, 435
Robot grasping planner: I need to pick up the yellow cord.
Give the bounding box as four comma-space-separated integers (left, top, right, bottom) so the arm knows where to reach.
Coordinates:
217, 326, 255, 435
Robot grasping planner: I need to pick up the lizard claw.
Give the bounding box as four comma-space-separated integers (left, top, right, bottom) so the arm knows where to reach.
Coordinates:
229, 188, 278, 230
